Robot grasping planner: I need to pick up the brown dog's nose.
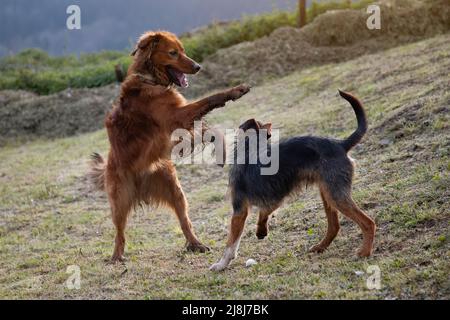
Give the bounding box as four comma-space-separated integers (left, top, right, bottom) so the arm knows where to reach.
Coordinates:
193, 63, 201, 73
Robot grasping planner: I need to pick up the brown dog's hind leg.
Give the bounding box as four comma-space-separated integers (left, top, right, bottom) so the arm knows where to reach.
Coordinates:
210, 204, 250, 271
309, 189, 340, 253
171, 187, 210, 253
108, 183, 133, 263
111, 209, 129, 263
141, 163, 209, 253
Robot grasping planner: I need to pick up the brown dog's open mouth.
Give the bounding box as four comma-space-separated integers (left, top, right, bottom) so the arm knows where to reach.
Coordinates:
167, 66, 188, 88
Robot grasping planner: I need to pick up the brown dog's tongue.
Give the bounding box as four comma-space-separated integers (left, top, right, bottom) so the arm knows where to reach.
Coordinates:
178, 73, 188, 88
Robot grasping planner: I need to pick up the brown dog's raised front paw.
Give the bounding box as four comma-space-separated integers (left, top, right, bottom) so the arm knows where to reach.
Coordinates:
186, 242, 210, 253
228, 84, 251, 101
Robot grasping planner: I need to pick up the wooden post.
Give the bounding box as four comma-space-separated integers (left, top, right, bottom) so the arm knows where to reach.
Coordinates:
298, 0, 307, 28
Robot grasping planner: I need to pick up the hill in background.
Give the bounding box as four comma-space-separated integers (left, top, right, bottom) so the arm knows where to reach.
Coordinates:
1, 0, 448, 143
0, 0, 299, 56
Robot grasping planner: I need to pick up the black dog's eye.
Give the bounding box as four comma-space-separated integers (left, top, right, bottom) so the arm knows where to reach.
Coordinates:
169, 50, 178, 57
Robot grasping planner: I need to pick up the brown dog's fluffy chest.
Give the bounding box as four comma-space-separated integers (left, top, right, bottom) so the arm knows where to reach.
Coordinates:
105, 82, 187, 172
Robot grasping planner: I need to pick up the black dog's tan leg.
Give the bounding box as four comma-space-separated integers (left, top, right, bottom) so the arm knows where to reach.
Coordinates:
338, 199, 375, 257
256, 206, 279, 239
327, 191, 375, 257
309, 189, 340, 253
210, 204, 249, 271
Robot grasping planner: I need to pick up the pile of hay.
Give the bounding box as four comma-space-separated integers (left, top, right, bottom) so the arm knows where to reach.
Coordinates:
0, 90, 38, 106
304, 0, 450, 46
0, 84, 118, 143
185, 0, 450, 98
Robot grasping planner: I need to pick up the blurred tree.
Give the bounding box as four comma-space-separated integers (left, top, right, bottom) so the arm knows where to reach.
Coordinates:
298, 0, 307, 27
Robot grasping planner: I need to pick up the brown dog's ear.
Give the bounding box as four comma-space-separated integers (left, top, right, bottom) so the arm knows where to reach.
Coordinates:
131, 32, 160, 56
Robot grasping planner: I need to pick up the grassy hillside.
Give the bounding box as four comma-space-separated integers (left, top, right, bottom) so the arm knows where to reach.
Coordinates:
0, 34, 449, 299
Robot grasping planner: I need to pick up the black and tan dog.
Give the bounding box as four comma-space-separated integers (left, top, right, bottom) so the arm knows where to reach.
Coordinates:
210, 90, 376, 271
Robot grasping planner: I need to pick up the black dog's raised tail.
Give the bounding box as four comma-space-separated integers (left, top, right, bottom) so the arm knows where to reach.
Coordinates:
89, 152, 106, 191
338, 90, 367, 152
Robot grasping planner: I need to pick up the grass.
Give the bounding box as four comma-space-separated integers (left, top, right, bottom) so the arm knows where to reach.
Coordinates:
0, 0, 374, 95
0, 34, 449, 299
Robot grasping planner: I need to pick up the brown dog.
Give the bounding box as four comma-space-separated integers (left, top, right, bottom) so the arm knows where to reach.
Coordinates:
89, 31, 250, 262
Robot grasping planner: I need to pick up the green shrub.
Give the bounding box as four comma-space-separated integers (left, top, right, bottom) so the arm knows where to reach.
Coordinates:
0, 48, 131, 94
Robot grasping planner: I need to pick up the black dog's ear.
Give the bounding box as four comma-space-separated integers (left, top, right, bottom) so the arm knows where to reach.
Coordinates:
239, 118, 260, 131
260, 122, 272, 134
131, 32, 160, 56
260, 122, 272, 139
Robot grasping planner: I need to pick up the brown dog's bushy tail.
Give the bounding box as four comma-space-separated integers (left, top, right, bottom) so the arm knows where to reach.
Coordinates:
338, 90, 367, 152
89, 152, 106, 191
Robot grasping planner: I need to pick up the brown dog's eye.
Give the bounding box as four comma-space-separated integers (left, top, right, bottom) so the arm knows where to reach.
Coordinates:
169, 50, 178, 58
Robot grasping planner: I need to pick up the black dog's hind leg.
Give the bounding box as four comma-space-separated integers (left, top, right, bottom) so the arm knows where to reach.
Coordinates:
320, 184, 375, 257
309, 188, 340, 253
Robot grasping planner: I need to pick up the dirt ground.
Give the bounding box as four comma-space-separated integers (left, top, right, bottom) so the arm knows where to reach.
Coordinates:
0, 84, 119, 144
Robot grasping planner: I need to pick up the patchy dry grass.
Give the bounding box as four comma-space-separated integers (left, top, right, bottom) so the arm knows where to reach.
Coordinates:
0, 34, 449, 299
